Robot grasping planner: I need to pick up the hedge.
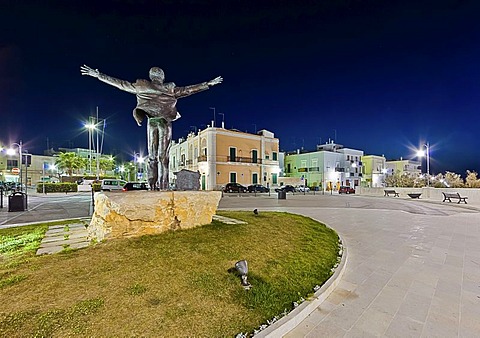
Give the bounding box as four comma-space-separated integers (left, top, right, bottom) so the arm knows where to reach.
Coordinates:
36, 183, 78, 194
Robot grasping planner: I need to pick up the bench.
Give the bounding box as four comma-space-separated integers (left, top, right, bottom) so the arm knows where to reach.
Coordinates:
442, 192, 468, 204
384, 190, 399, 197
407, 193, 422, 199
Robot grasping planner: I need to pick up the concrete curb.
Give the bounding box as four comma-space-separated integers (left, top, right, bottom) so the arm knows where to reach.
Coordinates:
255, 233, 348, 337
0, 217, 91, 230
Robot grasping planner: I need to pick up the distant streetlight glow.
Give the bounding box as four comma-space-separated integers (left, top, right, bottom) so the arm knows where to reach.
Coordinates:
417, 142, 430, 187
8, 141, 24, 193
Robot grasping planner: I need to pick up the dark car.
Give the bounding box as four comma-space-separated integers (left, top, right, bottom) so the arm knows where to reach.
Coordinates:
247, 184, 270, 193
223, 182, 247, 193
339, 186, 355, 194
122, 182, 149, 191
274, 185, 295, 193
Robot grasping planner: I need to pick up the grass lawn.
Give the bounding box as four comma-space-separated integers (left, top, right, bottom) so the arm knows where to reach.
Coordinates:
0, 211, 340, 337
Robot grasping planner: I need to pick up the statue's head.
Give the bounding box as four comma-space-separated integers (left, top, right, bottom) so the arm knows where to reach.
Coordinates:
149, 67, 165, 83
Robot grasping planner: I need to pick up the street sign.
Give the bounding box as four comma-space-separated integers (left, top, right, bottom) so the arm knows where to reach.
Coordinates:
11, 168, 20, 174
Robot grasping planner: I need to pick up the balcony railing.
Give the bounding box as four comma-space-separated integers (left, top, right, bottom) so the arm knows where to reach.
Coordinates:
226, 156, 263, 164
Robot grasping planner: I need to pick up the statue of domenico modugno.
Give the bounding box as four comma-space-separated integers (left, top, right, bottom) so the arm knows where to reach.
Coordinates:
81, 65, 222, 190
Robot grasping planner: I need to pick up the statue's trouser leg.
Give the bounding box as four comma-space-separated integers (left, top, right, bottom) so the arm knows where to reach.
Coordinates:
147, 118, 160, 190
157, 119, 172, 190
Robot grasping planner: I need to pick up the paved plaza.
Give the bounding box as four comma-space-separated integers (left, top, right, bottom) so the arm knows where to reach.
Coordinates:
1, 190, 479, 336
219, 193, 480, 337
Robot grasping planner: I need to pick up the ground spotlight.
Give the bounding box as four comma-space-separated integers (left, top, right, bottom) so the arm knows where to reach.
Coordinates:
235, 260, 252, 290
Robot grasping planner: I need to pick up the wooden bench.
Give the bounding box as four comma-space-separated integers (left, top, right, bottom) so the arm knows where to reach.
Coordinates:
442, 192, 468, 204
384, 190, 399, 197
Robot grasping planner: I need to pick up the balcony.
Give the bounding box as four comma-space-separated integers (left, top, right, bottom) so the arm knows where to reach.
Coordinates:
226, 156, 263, 164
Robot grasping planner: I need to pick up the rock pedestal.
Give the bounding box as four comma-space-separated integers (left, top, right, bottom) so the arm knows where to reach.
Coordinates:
88, 191, 222, 241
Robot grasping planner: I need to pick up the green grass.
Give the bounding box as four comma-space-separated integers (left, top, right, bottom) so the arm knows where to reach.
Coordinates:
0, 212, 340, 337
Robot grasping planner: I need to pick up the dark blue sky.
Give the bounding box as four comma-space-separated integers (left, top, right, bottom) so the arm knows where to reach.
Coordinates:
1, 0, 479, 174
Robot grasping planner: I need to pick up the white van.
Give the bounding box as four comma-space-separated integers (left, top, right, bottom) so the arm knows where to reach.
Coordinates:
101, 179, 127, 191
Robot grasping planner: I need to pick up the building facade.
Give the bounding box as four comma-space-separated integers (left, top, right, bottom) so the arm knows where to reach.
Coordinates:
385, 159, 422, 176
169, 126, 280, 190
283, 142, 364, 190
361, 155, 387, 187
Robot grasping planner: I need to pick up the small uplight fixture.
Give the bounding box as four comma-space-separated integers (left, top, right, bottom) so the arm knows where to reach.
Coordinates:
235, 260, 252, 290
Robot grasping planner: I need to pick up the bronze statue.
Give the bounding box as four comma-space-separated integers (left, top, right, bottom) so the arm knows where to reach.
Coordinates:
81, 65, 222, 190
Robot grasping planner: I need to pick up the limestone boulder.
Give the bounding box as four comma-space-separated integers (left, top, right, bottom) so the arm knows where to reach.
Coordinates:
88, 191, 222, 241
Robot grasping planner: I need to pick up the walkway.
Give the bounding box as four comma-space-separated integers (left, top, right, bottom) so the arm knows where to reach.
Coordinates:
36, 222, 90, 255
219, 194, 480, 337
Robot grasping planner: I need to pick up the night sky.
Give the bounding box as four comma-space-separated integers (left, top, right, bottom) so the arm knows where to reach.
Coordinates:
1, 0, 479, 175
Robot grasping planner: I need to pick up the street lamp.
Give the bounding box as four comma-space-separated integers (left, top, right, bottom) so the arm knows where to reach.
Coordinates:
416, 142, 430, 187
7, 141, 23, 192
85, 120, 95, 175
133, 152, 144, 181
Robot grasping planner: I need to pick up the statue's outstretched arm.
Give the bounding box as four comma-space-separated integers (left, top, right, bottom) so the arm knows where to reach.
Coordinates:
174, 76, 223, 98
80, 65, 136, 94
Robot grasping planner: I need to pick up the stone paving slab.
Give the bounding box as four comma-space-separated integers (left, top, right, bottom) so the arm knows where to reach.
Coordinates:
36, 222, 90, 255
36, 246, 64, 255
212, 214, 247, 224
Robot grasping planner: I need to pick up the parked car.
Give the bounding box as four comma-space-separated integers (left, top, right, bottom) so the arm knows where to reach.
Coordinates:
247, 184, 270, 193
274, 185, 295, 193
295, 185, 310, 193
223, 183, 247, 193
101, 179, 127, 191
339, 186, 355, 194
122, 182, 149, 191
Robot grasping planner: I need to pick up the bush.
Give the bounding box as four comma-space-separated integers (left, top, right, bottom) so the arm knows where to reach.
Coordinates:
92, 183, 101, 192
36, 183, 78, 194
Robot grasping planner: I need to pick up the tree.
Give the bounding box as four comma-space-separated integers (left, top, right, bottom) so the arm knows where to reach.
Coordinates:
444, 171, 464, 188
465, 170, 480, 188
384, 171, 415, 187
55, 152, 84, 176
99, 157, 115, 175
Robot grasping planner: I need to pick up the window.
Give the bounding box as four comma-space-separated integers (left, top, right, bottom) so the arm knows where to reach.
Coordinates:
287, 163, 291, 173
7, 159, 18, 169
252, 173, 258, 184
272, 173, 277, 184
272, 152, 277, 161
230, 172, 237, 183
346, 155, 350, 161
229, 147, 236, 162
251, 149, 258, 163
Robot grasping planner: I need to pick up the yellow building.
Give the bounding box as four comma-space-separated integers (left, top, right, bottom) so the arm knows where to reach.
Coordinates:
169, 125, 280, 190
361, 155, 387, 187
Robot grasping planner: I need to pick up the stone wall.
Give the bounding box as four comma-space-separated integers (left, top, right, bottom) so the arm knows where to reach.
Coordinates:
88, 191, 222, 241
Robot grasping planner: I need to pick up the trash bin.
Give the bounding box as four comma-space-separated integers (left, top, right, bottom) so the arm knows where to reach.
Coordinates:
8, 192, 27, 212
278, 190, 286, 199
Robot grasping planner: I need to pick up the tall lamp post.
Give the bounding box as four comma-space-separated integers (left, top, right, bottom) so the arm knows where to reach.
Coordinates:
85, 119, 95, 175
416, 142, 430, 187
7, 141, 23, 192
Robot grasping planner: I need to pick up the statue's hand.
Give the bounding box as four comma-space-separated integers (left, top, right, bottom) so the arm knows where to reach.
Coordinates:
80, 65, 100, 78
207, 76, 223, 86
